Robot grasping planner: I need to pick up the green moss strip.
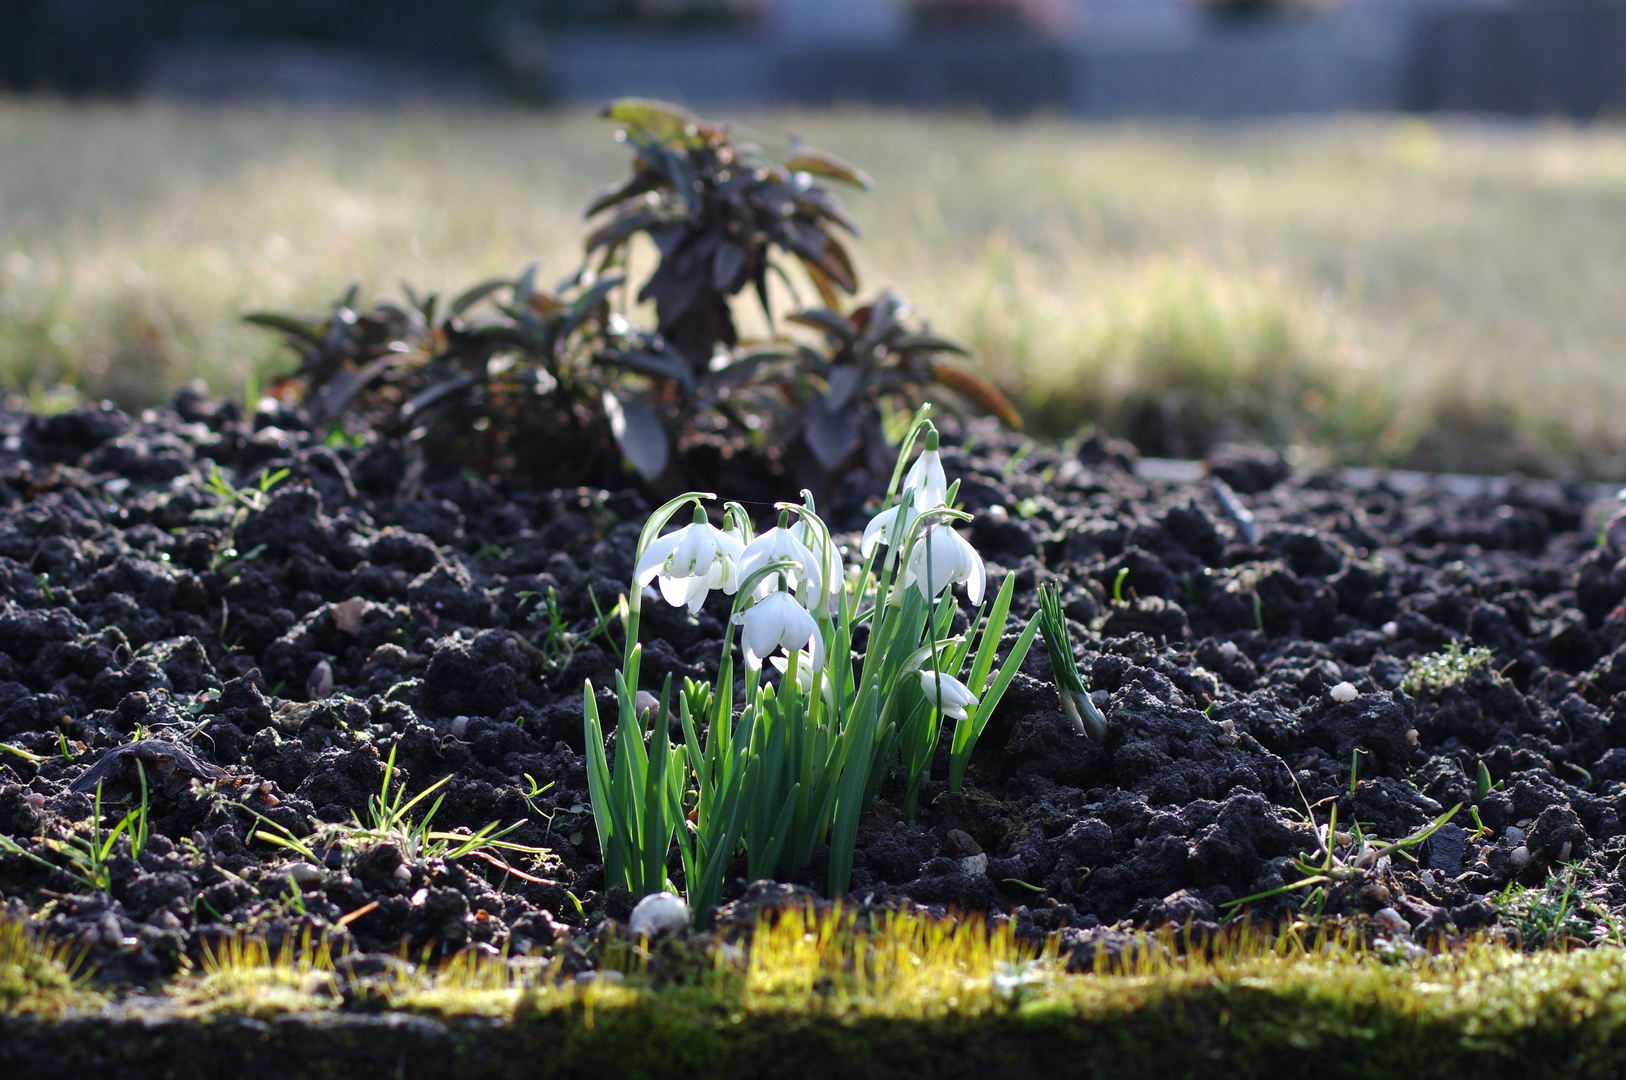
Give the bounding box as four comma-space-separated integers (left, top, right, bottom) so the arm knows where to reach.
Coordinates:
9, 911, 1626, 1079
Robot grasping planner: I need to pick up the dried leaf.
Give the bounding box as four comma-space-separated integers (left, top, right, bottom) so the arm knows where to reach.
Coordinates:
331, 598, 369, 636
784, 146, 874, 191
600, 98, 704, 148
929, 363, 1024, 430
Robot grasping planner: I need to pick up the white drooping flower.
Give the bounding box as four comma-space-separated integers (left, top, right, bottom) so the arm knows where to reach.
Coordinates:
904, 523, 986, 605
860, 500, 919, 558
628, 891, 690, 936
788, 509, 844, 615
634, 507, 743, 614
739, 525, 824, 609
861, 433, 948, 558
917, 669, 979, 722
737, 590, 826, 672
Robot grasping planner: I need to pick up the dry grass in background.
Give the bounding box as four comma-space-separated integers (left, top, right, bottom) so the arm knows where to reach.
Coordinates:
3, 101, 1625, 475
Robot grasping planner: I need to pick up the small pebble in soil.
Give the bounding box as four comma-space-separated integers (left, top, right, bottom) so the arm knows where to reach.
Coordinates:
290, 863, 325, 886
960, 853, 989, 876
1329, 681, 1359, 703
1510, 846, 1532, 870
630, 892, 690, 937
576, 970, 625, 985
1405, 729, 1419, 747
1373, 908, 1409, 935
450, 715, 469, 737
944, 829, 983, 856
1382, 621, 1399, 638
393, 864, 412, 882
1505, 826, 1526, 845
1219, 641, 1240, 662
308, 659, 333, 701
1361, 883, 1391, 903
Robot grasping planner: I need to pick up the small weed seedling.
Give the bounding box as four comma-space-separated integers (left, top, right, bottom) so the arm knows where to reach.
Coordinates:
249, 745, 546, 876
1402, 641, 1494, 696
1223, 797, 1462, 917
0, 774, 150, 893
1494, 865, 1625, 947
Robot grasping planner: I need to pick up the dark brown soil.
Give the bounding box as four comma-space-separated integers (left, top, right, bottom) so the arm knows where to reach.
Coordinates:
1, 387, 1623, 986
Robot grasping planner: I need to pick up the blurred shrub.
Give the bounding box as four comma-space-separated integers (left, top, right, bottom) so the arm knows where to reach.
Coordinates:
248, 99, 1020, 493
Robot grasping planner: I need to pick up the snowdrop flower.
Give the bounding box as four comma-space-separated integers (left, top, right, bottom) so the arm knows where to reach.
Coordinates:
860, 500, 919, 558
739, 519, 824, 609
788, 500, 843, 615
861, 432, 949, 558
737, 590, 825, 672
918, 670, 978, 722
904, 524, 986, 605
629, 891, 690, 936
900, 433, 947, 510
634, 505, 743, 614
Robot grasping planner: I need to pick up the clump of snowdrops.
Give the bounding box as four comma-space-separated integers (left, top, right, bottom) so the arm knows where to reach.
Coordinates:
583, 408, 1038, 917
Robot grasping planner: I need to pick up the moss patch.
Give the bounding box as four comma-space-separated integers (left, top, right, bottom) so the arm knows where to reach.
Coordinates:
10, 910, 1626, 1078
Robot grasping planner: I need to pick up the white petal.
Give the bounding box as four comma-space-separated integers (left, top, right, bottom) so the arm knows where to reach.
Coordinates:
635, 531, 683, 587
683, 574, 710, 614
904, 450, 947, 510
860, 505, 899, 557
667, 523, 720, 578
954, 529, 986, 605
657, 572, 691, 608
742, 595, 787, 670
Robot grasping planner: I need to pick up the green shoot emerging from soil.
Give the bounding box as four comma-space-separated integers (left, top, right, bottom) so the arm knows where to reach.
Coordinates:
1034, 582, 1107, 742
585, 406, 1039, 914
1402, 640, 1495, 696
0, 777, 149, 893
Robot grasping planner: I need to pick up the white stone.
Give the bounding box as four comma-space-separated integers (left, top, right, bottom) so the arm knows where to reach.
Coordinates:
1373, 907, 1409, 935
629, 891, 690, 937
1329, 681, 1359, 703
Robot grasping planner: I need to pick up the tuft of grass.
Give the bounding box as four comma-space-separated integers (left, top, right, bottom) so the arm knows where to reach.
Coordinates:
0, 918, 98, 1018
1402, 640, 1496, 696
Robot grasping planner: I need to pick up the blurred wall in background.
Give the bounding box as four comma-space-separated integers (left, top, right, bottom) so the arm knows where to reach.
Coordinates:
3, 0, 1625, 116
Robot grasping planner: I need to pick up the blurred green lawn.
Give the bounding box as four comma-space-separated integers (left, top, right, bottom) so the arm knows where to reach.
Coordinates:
4, 101, 1626, 475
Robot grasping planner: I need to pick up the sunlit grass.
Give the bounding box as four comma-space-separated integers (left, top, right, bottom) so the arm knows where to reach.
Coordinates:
5, 102, 1626, 473
16, 908, 1626, 1076
0, 917, 99, 1018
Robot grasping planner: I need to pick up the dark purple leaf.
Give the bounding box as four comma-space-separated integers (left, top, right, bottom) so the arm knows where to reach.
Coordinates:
602, 390, 669, 482
803, 392, 863, 472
